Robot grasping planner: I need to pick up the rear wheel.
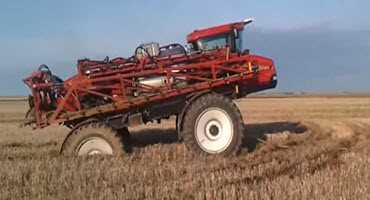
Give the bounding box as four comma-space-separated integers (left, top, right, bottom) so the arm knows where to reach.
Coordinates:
61, 122, 129, 156
182, 94, 244, 156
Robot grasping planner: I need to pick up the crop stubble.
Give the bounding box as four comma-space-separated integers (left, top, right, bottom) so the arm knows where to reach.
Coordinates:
0, 96, 369, 199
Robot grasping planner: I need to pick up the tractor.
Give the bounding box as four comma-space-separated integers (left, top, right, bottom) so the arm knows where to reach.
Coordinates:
23, 18, 277, 156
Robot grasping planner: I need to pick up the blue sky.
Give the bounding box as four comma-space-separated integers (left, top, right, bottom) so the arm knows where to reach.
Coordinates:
1, 0, 369, 95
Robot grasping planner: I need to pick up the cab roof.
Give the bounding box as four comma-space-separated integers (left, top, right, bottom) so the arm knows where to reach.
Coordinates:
187, 18, 254, 43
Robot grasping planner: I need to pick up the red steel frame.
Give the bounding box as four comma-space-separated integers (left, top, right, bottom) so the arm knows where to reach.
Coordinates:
25, 49, 275, 128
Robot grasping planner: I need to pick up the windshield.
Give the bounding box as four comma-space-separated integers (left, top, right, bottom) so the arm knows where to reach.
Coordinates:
195, 30, 243, 53
197, 34, 229, 50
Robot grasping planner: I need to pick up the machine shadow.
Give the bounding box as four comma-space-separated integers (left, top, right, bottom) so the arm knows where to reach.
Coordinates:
130, 128, 178, 148
243, 121, 307, 152
129, 121, 307, 151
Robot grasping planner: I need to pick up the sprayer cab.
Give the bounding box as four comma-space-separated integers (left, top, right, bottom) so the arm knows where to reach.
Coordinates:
187, 18, 254, 53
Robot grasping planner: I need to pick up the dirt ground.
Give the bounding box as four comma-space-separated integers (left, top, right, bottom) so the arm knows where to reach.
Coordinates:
0, 96, 369, 199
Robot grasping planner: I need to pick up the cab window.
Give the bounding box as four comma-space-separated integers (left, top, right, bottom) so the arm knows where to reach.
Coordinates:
197, 34, 229, 51
195, 30, 243, 53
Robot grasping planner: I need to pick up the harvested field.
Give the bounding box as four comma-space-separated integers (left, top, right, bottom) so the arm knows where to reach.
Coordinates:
0, 96, 369, 199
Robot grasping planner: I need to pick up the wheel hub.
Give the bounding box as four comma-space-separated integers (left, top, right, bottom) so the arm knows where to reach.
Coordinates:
209, 125, 219, 136
205, 120, 222, 140
87, 149, 104, 155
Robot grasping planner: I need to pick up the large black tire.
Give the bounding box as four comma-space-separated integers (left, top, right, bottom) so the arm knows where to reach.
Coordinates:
182, 93, 244, 156
60, 122, 129, 156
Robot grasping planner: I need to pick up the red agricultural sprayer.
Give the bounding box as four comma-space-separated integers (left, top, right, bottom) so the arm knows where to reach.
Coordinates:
23, 18, 277, 156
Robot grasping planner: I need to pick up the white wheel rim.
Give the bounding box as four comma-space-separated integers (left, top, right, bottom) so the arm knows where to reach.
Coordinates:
77, 137, 113, 155
194, 107, 234, 154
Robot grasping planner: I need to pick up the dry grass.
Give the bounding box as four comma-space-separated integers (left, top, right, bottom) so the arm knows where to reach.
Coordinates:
0, 96, 370, 199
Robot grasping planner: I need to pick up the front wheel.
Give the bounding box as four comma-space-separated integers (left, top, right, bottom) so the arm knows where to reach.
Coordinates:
182, 94, 244, 156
